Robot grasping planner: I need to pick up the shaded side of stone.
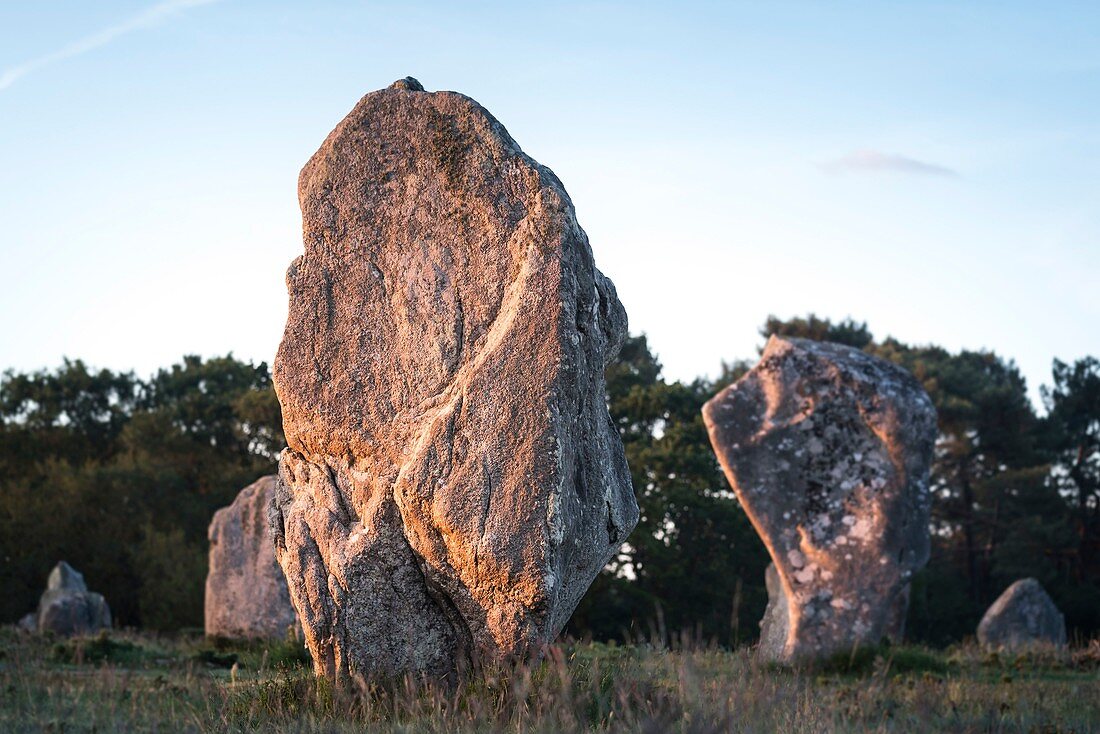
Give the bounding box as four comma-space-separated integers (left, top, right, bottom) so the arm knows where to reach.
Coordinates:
38, 593, 111, 636
273, 453, 459, 679
758, 563, 789, 659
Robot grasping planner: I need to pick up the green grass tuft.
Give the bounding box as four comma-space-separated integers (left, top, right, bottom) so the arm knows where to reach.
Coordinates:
49, 631, 149, 666
815, 644, 952, 676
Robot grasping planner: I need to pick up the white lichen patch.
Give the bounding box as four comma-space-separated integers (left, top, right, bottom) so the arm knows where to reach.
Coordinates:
849, 518, 872, 540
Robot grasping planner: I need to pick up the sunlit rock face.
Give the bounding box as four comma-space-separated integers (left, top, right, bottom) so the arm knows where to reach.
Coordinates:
978, 579, 1066, 651
269, 77, 637, 683
36, 561, 111, 637
205, 476, 298, 640
703, 336, 936, 663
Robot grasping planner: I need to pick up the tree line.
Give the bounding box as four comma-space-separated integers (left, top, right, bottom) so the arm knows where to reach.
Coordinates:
2, 316, 1097, 644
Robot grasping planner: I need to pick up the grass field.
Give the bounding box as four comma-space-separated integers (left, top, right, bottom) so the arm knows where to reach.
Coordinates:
1, 627, 1098, 733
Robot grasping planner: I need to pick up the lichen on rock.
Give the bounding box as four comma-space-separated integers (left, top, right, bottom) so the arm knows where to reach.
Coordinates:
703, 336, 936, 662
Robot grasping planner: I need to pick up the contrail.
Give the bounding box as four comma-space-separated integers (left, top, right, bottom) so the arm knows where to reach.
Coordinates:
0, 0, 222, 92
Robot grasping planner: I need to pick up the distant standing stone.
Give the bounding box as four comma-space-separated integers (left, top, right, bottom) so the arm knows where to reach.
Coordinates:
205, 476, 299, 639
36, 561, 111, 636
269, 77, 637, 682
703, 336, 937, 663
978, 578, 1066, 650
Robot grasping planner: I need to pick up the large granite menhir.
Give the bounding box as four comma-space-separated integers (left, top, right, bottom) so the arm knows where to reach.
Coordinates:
703, 336, 936, 663
205, 476, 298, 639
978, 578, 1066, 651
269, 77, 637, 682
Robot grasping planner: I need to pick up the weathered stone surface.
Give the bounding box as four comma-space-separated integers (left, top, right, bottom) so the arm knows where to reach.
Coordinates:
978, 579, 1066, 650
205, 476, 299, 639
759, 563, 910, 652
703, 336, 936, 662
269, 78, 637, 682
758, 563, 789, 656
35, 561, 111, 636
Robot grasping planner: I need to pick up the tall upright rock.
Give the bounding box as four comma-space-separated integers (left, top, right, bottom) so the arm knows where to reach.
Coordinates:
978, 579, 1066, 651
703, 336, 936, 662
269, 77, 637, 682
205, 476, 299, 639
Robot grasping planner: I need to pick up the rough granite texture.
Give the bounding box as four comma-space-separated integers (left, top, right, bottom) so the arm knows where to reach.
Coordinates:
205, 476, 299, 639
35, 561, 111, 637
978, 578, 1066, 650
760, 563, 910, 651
703, 336, 936, 663
269, 77, 637, 682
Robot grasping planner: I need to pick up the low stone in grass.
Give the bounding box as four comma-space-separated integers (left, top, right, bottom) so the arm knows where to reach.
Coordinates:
35, 561, 111, 637
978, 578, 1066, 651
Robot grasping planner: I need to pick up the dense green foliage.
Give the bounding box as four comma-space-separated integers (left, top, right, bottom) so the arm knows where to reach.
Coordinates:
2, 317, 1098, 644
567, 335, 770, 646
0, 356, 282, 629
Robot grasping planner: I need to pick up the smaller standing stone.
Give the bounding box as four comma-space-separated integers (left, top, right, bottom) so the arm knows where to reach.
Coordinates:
703, 336, 937, 663
978, 579, 1066, 650
36, 561, 111, 636
205, 476, 299, 639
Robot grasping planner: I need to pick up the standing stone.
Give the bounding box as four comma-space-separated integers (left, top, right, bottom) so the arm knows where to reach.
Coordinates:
269, 77, 637, 682
977, 579, 1066, 650
703, 336, 936, 663
36, 561, 111, 636
205, 476, 299, 639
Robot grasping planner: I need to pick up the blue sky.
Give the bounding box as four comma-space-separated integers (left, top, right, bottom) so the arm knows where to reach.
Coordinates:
1, 1, 1097, 406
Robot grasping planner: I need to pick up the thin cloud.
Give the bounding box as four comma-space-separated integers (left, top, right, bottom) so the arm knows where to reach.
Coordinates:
821, 149, 959, 178
0, 0, 222, 92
